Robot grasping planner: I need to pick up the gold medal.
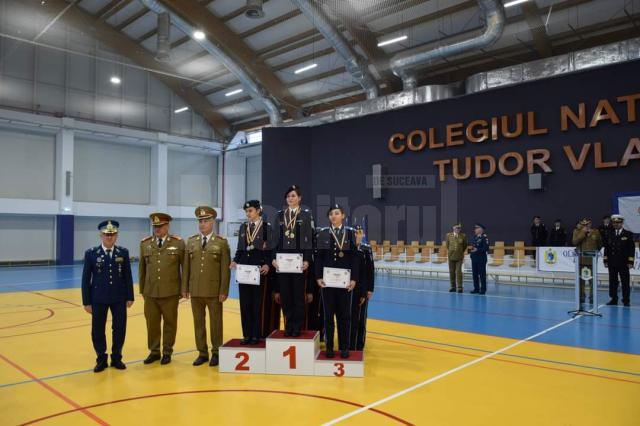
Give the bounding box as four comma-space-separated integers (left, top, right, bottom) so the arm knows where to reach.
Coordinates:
289, 232, 295, 239
330, 226, 347, 257
285, 230, 290, 238
247, 245, 254, 251
338, 251, 344, 258
246, 220, 263, 249
284, 208, 299, 240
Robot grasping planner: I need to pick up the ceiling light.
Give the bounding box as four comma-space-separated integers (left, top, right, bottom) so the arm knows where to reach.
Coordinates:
193, 30, 205, 40
504, 0, 529, 7
110, 76, 121, 85
174, 106, 189, 114
377, 35, 408, 47
294, 63, 318, 74
225, 89, 243, 97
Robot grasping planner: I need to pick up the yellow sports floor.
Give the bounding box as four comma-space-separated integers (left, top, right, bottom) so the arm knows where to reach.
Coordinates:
1, 286, 639, 425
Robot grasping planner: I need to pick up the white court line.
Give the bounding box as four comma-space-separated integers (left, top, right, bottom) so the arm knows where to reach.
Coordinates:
322, 309, 594, 425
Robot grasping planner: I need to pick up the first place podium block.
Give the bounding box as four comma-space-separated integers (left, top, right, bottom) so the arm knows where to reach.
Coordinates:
219, 339, 266, 374
265, 330, 319, 376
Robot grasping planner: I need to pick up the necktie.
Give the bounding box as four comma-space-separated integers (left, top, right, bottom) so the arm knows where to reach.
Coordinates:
250, 223, 255, 233
158, 238, 163, 248
202, 236, 207, 249
106, 249, 112, 259
617, 230, 621, 237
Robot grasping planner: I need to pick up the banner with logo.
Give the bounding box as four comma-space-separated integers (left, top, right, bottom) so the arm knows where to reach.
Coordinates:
616, 193, 640, 233
537, 247, 640, 276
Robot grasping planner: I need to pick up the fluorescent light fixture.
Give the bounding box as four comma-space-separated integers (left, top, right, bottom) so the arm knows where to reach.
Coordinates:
377, 35, 408, 47
247, 131, 262, 143
174, 106, 189, 114
504, 0, 529, 7
294, 63, 318, 74
110, 76, 121, 85
225, 88, 243, 97
193, 30, 205, 40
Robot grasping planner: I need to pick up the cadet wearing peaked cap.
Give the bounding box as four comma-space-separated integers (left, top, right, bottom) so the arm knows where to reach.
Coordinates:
81, 220, 134, 373
140, 212, 185, 365
470, 223, 489, 295
604, 215, 635, 307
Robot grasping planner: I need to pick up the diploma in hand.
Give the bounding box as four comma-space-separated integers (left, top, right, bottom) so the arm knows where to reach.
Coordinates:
322, 267, 351, 288
276, 253, 303, 273
236, 264, 260, 285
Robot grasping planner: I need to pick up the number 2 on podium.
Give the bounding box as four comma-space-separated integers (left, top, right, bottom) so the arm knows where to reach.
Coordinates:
283, 345, 296, 369
235, 352, 250, 371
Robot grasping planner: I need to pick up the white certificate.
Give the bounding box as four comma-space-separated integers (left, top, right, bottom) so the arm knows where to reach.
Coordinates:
323, 267, 351, 288
276, 253, 303, 273
236, 264, 260, 285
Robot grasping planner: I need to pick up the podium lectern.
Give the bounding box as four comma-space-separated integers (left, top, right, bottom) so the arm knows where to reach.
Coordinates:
568, 250, 602, 317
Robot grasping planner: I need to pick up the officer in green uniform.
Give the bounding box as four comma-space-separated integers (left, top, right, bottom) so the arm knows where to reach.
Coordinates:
572, 218, 603, 305
446, 223, 468, 293
139, 212, 185, 365
182, 206, 230, 367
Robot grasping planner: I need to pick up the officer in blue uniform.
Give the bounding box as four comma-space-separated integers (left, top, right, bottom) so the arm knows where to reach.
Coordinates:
315, 204, 360, 359
350, 225, 374, 351
470, 223, 489, 295
81, 220, 134, 372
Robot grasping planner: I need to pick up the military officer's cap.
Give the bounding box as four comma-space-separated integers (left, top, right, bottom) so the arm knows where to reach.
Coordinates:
474, 223, 486, 230
243, 200, 261, 210
327, 203, 344, 216
453, 222, 463, 228
611, 214, 624, 223
579, 218, 592, 226
98, 220, 119, 234
284, 184, 301, 198
149, 212, 172, 226
195, 206, 217, 220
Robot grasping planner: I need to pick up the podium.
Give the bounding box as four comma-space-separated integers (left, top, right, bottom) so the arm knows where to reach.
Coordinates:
568, 250, 602, 317
219, 330, 364, 377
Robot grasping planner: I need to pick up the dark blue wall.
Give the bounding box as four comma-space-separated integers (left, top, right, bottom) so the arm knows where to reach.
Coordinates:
262, 60, 640, 243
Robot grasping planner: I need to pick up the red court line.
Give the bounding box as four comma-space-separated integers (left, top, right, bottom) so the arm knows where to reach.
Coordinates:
30, 291, 82, 307
369, 336, 640, 385
0, 308, 54, 329
0, 353, 108, 426
19, 389, 413, 425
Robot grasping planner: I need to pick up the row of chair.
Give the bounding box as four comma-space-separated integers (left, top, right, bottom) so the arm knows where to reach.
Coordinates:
369, 240, 528, 267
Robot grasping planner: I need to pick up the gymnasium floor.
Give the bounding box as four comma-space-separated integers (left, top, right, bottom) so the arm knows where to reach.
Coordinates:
1, 265, 638, 425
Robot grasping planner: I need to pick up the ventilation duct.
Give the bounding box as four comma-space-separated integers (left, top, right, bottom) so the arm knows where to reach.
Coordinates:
155, 12, 171, 62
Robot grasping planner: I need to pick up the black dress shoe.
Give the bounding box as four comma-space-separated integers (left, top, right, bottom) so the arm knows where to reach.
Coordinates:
192, 355, 209, 366
449, 288, 456, 293
160, 355, 171, 365
143, 354, 161, 364
340, 350, 350, 359
93, 360, 108, 373
111, 360, 127, 370
606, 299, 618, 306
209, 354, 219, 366
284, 330, 292, 337
470, 290, 479, 294
479, 291, 486, 295
325, 349, 335, 358
457, 289, 463, 293
240, 338, 250, 345
623, 302, 631, 307
249, 338, 259, 345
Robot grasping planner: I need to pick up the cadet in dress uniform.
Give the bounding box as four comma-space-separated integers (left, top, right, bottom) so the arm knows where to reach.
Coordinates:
349, 225, 374, 351
315, 204, 360, 359
604, 215, 635, 307
470, 223, 489, 295
81, 220, 134, 372
139, 213, 185, 365
230, 200, 273, 344
182, 206, 230, 367
572, 218, 602, 305
272, 185, 314, 337
446, 223, 468, 293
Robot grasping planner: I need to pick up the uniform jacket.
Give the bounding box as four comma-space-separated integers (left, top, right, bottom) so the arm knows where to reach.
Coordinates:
139, 235, 185, 298
182, 233, 231, 298
82, 245, 134, 305
446, 232, 468, 261
233, 220, 275, 267
604, 229, 635, 267
315, 226, 360, 284
572, 228, 602, 253
531, 224, 548, 246
470, 234, 489, 260
549, 226, 567, 246
275, 208, 314, 262
356, 243, 375, 298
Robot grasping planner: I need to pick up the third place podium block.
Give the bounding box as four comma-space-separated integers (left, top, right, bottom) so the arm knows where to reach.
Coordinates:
314, 351, 364, 377
265, 330, 319, 376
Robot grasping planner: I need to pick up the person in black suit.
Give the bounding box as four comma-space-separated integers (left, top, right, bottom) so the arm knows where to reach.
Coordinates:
81, 220, 134, 372
604, 215, 636, 307
272, 185, 315, 337
230, 200, 274, 344
315, 204, 360, 359
530, 216, 548, 259
350, 225, 374, 351
548, 219, 567, 247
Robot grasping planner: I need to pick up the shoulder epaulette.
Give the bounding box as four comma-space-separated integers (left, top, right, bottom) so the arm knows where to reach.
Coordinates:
189, 234, 199, 239
217, 235, 227, 240
141, 236, 152, 242
345, 226, 355, 231
170, 234, 182, 241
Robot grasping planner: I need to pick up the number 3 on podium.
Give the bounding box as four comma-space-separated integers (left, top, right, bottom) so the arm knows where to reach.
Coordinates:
334, 362, 345, 377
283, 346, 297, 369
